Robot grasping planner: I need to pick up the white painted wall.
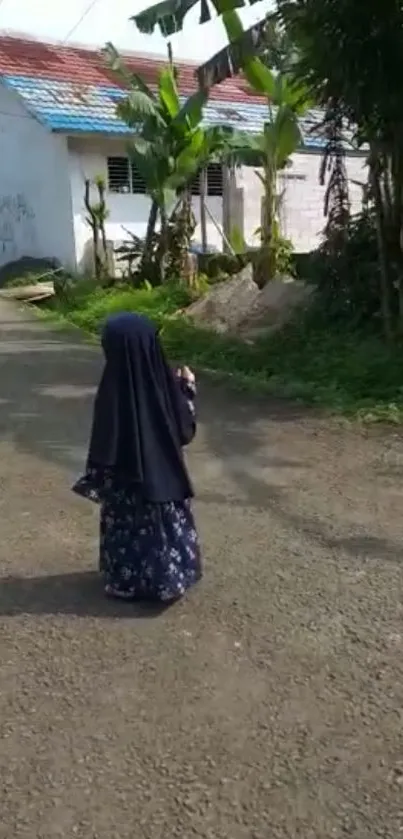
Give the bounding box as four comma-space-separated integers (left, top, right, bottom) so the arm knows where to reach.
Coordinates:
0, 83, 75, 269
238, 150, 367, 252
68, 138, 368, 271
68, 136, 224, 272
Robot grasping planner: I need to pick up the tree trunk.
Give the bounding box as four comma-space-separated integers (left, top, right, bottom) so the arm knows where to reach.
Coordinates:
199, 167, 208, 253
84, 179, 101, 282
390, 143, 403, 333
159, 203, 169, 284
222, 162, 238, 253
370, 156, 393, 343
144, 199, 158, 255
140, 199, 159, 283
257, 165, 276, 286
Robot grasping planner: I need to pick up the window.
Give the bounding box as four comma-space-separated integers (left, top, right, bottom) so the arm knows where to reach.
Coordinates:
190, 173, 201, 196
131, 163, 147, 194
107, 156, 146, 194
107, 156, 130, 193
190, 163, 224, 197
207, 163, 223, 197
107, 157, 224, 197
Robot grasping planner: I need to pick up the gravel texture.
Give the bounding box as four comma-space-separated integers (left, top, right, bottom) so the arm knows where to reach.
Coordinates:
0, 300, 402, 838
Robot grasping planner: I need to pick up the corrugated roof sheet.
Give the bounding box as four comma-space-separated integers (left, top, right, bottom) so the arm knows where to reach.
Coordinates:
0, 35, 262, 102
0, 35, 328, 147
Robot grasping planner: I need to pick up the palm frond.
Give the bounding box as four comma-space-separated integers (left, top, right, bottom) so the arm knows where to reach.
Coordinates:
132, 0, 203, 36
104, 42, 157, 101
197, 16, 268, 88
116, 92, 164, 128
132, 0, 262, 37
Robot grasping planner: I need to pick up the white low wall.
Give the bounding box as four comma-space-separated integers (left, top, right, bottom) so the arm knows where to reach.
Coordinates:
238, 150, 367, 252
0, 83, 75, 270
68, 136, 224, 272
68, 137, 368, 272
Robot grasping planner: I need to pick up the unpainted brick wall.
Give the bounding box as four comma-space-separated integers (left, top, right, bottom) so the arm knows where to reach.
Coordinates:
237, 150, 367, 253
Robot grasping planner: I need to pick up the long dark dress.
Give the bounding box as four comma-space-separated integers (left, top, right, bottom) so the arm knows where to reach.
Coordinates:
73, 469, 201, 601
73, 317, 201, 602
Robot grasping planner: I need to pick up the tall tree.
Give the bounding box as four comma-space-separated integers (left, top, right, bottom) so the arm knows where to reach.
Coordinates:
275, 0, 403, 339
319, 99, 351, 251
131, 7, 309, 282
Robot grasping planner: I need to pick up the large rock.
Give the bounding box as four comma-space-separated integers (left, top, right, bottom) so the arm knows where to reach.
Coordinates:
238, 276, 313, 337
186, 266, 259, 333
186, 268, 313, 337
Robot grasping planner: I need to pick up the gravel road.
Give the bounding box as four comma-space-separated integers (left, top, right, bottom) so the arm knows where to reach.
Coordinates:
0, 299, 402, 839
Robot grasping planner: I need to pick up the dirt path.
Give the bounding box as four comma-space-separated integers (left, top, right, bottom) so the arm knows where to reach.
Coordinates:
0, 299, 402, 839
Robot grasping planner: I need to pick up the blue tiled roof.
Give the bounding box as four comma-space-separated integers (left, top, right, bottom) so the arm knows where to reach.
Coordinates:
3, 73, 330, 148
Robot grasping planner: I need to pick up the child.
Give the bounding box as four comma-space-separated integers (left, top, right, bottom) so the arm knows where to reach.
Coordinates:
73, 312, 201, 602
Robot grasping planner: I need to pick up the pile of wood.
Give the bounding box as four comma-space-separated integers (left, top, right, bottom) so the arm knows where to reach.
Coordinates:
0, 282, 55, 303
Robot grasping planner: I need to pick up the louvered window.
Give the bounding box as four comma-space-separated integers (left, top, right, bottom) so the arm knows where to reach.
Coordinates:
190, 163, 223, 197
107, 156, 146, 194
108, 157, 224, 198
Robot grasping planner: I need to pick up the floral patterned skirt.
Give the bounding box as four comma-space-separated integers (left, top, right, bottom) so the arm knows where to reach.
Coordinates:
100, 492, 201, 601
73, 471, 201, 602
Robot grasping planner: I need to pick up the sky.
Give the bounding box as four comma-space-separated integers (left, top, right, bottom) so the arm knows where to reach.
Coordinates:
0, 0, 273, 60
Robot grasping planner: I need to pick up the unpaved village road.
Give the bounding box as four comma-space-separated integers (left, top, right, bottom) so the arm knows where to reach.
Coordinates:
0, 299, 402, 839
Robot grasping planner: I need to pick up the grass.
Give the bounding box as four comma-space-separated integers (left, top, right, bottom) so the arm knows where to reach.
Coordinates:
40, 280, 403, 424
46, 281, 193, 332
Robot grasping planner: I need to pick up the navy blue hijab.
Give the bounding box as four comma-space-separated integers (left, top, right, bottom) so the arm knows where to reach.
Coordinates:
87, 313, 195, 502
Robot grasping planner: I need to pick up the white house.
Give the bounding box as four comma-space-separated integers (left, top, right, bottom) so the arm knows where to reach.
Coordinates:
0, 33, 367, 273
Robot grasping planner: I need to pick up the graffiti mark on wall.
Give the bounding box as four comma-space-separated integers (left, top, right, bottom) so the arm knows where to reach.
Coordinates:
0, 193, 37, 261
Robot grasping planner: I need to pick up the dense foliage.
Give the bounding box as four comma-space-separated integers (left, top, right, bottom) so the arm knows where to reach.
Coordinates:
41, 277, 403, 423
132, 0, 403, 337
276, 0, 403, 339
47, 0, 403, 423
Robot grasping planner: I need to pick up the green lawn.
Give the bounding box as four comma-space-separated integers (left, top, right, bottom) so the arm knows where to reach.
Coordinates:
41, 281, 403, 424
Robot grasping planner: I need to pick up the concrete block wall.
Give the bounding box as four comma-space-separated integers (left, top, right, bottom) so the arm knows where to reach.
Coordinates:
237, 150, 367, 253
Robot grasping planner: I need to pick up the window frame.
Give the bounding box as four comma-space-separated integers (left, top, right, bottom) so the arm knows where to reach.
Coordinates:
107, 156, 225, 198
107, 155, 147, 195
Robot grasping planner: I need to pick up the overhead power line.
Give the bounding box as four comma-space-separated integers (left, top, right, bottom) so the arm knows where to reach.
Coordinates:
61, 0, 102, 43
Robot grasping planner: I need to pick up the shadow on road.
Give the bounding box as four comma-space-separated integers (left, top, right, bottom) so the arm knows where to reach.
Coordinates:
0, 315, 100, 475
1, 306, 400, 569
0, 311, 309, 479
199, 473, 403, 564
0, 571, 172, 618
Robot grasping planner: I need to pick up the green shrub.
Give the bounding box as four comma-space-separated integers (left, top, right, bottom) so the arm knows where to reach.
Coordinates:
272, 232, 295, 277
40, 275, 403, 423
49, 281, 194, 334
307, 211, 388, 326
196, 251, 251, 280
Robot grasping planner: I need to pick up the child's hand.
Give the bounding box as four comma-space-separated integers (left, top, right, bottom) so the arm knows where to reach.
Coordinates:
176, 366, 195, 385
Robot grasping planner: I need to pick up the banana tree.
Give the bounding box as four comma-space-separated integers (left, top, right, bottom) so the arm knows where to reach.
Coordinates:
130, 5, 309, 282
106, 42, 245, 281
224, 105, 303, 281
249, 77, 306, 281
204, 15, 308, 281
106, 43, 212, 280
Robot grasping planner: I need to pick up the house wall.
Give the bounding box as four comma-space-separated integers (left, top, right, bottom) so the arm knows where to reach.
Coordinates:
238, 150, 367, 252
68, 137, 367, 272
0, 83, 75, 270
68, 137, 224, 272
